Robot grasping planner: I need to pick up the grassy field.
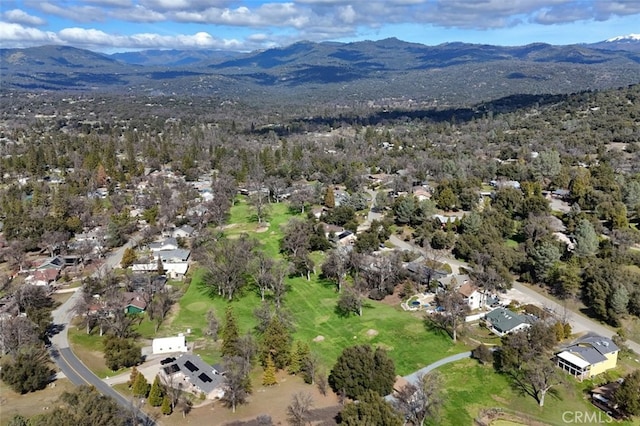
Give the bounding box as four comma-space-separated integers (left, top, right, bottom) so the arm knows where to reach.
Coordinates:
162, 199, 465, 374
68, 325, 129, 379
438, 359, 640, 426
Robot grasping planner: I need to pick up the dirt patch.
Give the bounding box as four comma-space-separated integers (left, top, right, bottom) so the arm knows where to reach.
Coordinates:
160, 371, 340, 426
379, 285, 403, 307
255, 223, 270, 233
0, 378, 76, 420
366, 329, 378, 337
313, 335, 325, 342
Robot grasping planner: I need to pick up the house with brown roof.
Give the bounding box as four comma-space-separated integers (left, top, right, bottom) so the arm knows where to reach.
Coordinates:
456, 281, 486, 311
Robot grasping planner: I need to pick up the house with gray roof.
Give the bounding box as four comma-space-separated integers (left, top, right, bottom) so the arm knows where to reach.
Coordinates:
484, 307, 532, 336
556, 334, 619, 381
160, 353, 225, 399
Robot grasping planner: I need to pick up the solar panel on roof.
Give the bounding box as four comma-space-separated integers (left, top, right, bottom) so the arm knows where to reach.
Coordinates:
184, 360, 199, 372
163, 364, 180, 374
198, 373, 212, 383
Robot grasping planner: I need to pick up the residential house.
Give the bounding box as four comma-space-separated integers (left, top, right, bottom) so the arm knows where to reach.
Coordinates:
25, 269, 59, 287
123, 292, 147, 314
172, 225, 195, 239
590, 381, 624, 419
337, 230, 356, 246
161, 354, 225, 400
152, 334, 188, 355
556, 335, 619, 381
484, 307, 532, 336
37, 256, 65, 271
404, 261, 447, 287
456, 281, 486, 311
149, 237, 179, 252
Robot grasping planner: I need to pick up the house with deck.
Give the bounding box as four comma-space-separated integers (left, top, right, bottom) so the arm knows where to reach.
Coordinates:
556, 335, 619, 381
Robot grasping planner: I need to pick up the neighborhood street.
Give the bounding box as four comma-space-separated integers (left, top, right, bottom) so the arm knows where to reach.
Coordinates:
49, 236, 154, 425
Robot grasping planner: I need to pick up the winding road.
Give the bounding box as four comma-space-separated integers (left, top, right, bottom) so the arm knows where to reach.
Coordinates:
365, 189, 640, 356
49, 236, 154, 425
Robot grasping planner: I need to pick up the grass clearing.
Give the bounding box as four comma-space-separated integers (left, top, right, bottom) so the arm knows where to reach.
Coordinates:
439, 359, 639, 426
166, 200, 465, 375
67, 325, 129, 379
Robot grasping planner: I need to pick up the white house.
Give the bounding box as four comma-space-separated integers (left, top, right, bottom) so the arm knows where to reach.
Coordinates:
456, 282, 486, 311
152, 334, 188, 355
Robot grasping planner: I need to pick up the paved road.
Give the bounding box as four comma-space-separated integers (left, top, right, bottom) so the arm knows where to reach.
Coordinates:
383, 227, 640, 356
512, 282, 640, 356
403, 351, 472, 384
49, 235, 154, 425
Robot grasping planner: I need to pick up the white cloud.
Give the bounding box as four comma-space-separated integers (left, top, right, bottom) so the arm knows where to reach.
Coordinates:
3, 9, 47, 26
0, 22, 59, 45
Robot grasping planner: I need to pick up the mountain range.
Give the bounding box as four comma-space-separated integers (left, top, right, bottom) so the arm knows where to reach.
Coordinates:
2, 36, 640, 105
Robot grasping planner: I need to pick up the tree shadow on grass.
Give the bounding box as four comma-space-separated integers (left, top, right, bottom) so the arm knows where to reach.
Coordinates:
423, 313, 453, 340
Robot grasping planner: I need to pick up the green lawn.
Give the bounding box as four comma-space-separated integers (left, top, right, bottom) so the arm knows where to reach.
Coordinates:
438, 359, 640, 426
164, 199, 465, 374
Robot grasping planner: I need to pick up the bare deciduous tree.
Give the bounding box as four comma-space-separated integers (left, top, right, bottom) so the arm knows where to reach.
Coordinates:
393, 372, 443, 426
286, 391, 314, 426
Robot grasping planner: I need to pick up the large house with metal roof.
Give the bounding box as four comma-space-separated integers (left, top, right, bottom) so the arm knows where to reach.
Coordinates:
484, 307, 532, 336
555, 335, 619, 381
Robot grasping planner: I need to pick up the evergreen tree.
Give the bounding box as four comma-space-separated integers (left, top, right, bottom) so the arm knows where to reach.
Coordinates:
161, 395, 172, 415
128, 366, 139, 387
221, 306, 240, 358
339, 390, 402, 426
324, 186, 335, 208
288, 341, 310, 375
260, 316, 292, 370
329, 344, 396, 400
148, 375, 164, 407
132, 372, 150, 398
120, 247, 137, 268
614, 370, 640, 416
262, 354, 277, 386
573, 218, 599, 257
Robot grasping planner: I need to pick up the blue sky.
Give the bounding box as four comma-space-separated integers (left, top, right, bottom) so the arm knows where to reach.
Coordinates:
1, 0, 639, 52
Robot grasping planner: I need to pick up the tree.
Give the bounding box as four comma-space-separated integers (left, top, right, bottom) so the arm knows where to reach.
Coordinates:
329, 344, 396, 400
221, 306, 241, 358
324, 186, 335, 208
260, 315, 292, 370
248, 189, 271, 225
288, 340, 310, 376
0, 344, 53, 394
336, 285, 363, 317
339, 390, 403, 426
205, 308, 219, 341
573, 219, 599, 257
103, 336, 141, 371
286, 392, 314, 426
120, 247, 137, 268
262, 353, 277, 386
201, 234, 256, 300
614, 369, 640, 416
521, 358, 562, 407
132, 372, 150, 398
148, 375, 164, 407
321, 249, 349, 292
429, 287, 470, 342
251, 252, 276, 301
472, 343, 493, 365
221, 355, 251, 413
32, 386, 128, 426
0, 316, 39, 355
393, 372, 443, 426
161, 395, 173, 415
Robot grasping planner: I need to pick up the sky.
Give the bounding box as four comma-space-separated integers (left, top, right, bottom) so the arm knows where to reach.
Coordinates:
1, 0, 639, 53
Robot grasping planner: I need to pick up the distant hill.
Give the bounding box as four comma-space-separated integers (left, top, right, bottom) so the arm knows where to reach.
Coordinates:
110, 49, 242, 66
588, 34, 640, 52
2, 38, 640, 105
